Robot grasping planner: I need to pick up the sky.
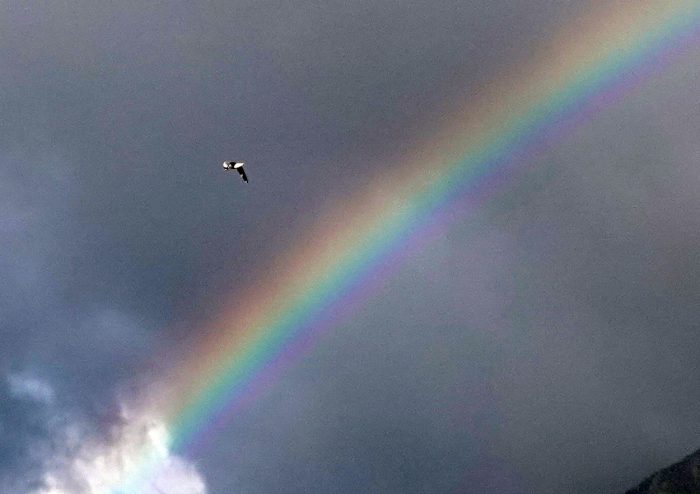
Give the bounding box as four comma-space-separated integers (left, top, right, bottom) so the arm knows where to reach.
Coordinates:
1, 1, 700, 493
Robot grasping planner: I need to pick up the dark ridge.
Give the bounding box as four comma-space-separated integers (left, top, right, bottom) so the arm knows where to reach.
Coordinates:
626, 448, 700, 494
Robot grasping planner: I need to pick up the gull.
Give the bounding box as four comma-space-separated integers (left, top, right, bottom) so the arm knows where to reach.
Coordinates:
222, 161, 248, 183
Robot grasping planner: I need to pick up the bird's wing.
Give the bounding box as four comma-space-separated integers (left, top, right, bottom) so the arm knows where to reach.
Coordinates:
238, 167, 249, 183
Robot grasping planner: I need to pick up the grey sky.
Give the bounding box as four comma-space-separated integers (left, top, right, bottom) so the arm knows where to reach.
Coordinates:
1, 1, 699, 493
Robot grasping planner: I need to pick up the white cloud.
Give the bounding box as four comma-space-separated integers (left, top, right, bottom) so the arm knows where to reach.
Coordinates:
32, 403, 207, 494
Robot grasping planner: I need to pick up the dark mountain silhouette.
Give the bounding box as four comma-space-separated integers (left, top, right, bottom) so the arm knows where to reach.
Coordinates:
626, 449, 700, 494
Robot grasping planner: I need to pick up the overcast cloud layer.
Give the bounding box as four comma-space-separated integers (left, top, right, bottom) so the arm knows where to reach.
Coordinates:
2, 1, 700, 493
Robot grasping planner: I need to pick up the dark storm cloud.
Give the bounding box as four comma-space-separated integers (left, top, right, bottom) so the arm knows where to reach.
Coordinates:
0, 0, 589, 323
0, 0, 587, 393
0, 375, 61, 492
0, 386, 43, 491
0, 150, 156, 417
2, 1, 699, 493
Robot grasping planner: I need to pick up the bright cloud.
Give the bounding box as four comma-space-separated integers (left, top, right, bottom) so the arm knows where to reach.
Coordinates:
32, 403, 207, 494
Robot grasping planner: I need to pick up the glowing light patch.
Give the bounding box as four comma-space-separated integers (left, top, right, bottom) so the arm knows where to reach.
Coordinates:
33, 405, 207, 494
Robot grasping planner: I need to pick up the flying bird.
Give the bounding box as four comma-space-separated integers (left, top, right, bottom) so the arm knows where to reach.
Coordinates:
223, 161, 248, 183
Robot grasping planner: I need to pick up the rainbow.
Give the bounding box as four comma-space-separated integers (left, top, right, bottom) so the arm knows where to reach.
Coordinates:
119, 2, 700, 491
